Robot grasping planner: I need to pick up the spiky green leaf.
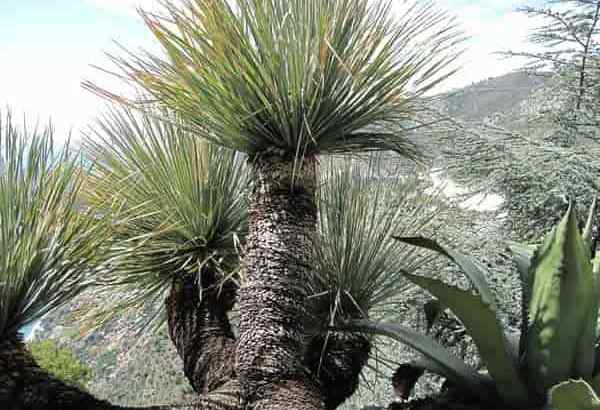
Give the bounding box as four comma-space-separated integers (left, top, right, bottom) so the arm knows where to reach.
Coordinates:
403, 272, 529, 404
0, 110, 109, 339
345, 320, 492, 398
526, 204, 595, 391
508, 240, 538, 357
508, 241, 538, 289
85, 0, 463, 158
583, 198, 597, 254
590, 255, 600, 378
550, 380, 600, 410
393, 237, 497, 309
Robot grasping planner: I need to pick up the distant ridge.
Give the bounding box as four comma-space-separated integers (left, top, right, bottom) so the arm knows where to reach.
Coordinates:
443, 71, 545, 122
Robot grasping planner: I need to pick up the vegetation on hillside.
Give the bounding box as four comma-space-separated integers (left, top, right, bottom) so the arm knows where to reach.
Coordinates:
28, 340, 92, 390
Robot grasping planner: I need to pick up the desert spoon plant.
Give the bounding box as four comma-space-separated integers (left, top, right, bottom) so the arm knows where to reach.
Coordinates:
81, 107, 455, 410
0, 110, 115, 409
85, 0, 462, 409
351, 201, 600, 410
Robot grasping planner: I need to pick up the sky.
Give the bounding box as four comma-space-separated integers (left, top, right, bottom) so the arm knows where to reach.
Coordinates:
0, 0, 540, 140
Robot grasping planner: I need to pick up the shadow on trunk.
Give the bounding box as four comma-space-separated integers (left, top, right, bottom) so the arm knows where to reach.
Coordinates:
304, 334, 371, 410
166, 270, 237, 395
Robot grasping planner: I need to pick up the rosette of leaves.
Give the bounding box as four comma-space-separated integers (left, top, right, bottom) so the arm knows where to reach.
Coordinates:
82, 107, 248, 328
306, 157, 456, 408
0, 109, 109, 342
350, 200, 600, 409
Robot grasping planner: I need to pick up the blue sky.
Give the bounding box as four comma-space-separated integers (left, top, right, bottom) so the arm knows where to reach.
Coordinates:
0, 0, 538, 140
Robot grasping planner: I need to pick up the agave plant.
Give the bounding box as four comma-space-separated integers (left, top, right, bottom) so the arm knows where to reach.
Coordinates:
350, 201, 600, 409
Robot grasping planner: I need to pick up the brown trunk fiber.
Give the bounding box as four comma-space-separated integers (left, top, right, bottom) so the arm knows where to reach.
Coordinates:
304, 335, 371, 410
236, 155, 324, 410
166, 270, 237, 394
0, 337, 240, 410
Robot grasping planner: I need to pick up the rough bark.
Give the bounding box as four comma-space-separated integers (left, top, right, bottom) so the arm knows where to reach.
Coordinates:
0, 337, 240, 410
304, 334, 371, 410
166, 271, 237, 394
237, 155, 324, 410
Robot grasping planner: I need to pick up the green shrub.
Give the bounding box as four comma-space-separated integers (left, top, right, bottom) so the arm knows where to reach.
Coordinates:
28, 339, 93, 389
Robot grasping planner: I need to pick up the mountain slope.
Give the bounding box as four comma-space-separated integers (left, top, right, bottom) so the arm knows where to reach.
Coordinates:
443, 71, 544, 122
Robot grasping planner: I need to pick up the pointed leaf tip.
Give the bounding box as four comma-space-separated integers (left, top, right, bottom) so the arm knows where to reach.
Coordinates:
526, 201, 595, 390
550, 380, 600, 410
394, 236, 496, 308
584, 198, 598, 255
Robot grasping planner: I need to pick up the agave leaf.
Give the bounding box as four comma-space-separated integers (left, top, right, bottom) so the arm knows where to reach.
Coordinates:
404, 272, 529, 404
346, 320, 491, 398
508, 241, 538, 289
394, 237, 497, 309
574, 257, 600, 382
508, 241, 538, 357
550, 380, 600, 410
526, 204, 595, 391
591, 373, 600, 396
583, 198, 598, 255
590, 256, 600, 378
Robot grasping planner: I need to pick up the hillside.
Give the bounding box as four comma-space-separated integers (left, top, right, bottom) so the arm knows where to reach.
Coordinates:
443, 71, 545, 122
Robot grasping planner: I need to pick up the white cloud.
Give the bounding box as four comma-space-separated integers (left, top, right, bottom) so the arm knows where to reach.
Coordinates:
433, 3, 538, 91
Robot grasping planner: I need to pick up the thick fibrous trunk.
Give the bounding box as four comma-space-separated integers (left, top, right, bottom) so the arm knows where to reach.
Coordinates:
0, 338, 240, 410
304, 335, 371, 410
237, 155, 324, 410
166, 271, 237, 394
